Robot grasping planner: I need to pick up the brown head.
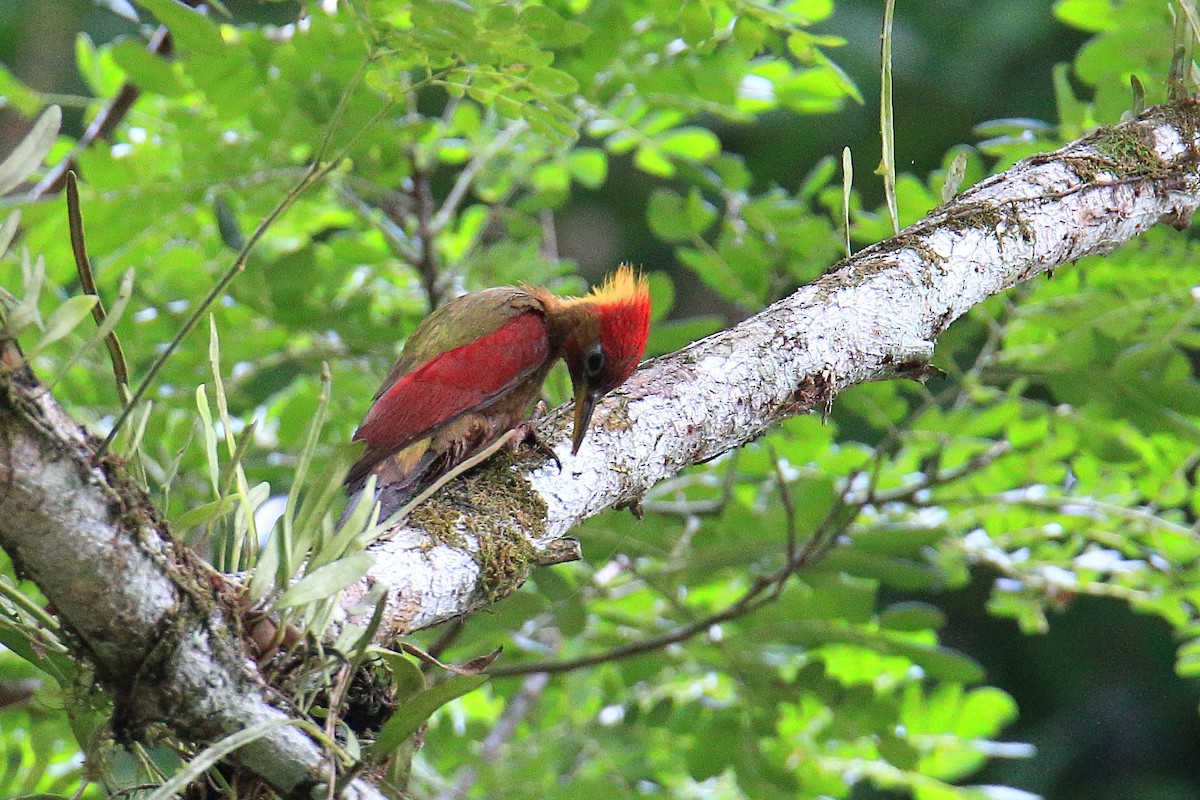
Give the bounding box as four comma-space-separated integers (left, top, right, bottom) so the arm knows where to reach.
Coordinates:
538, 266, 652, 453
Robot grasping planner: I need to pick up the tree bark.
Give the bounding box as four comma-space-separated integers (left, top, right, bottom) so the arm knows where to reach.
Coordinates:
340, 97, 1200, 639
2, 96, 1199, 796
0, 349, 385, 800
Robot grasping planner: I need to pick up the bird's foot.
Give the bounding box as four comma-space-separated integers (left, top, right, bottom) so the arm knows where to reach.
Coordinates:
510, 407, 561, 471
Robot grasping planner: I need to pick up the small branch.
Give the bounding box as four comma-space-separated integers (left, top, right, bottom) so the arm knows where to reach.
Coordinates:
491, 482, 867, 679
539, 209, 559, 262
29, 27, 172, 200
66, 171, 130, 403
425, 619, 466, 663
433, 672, 549, 800
430, 119, 529, 234
935, 491, 1199, 539
487, 584, 773, 678
641, 456, 739, 517
769, 444, 798, 565
410, 160, 444, 311
871, 440, 1013, 505
337, 182, 421, 264
792, 469, 863, 570
100, 59, 386, 452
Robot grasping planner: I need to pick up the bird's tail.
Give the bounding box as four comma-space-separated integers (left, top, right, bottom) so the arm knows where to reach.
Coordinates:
341, 444, 443, 527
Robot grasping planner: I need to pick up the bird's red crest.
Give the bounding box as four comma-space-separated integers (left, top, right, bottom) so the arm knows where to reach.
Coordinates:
590, 265, 651, 388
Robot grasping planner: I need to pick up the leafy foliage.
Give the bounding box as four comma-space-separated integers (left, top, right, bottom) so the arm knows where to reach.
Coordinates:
0, 0, 1198, 798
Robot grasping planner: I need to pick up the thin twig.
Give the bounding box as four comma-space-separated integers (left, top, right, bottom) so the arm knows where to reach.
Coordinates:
793, 469, 861, 569
490, 482, 868, 679
336, 182, 420, 263
99, 57, 385, 453
425, 618, 466, 662
486, 579, 775, 678
434, 672, 549, 800
66, 172, 130, 403
872, 440, 1013, 505
935, 492, 1198, 539
768, 444, 798, 569
539, 209, 558, 262
642, 455, 739, 517
324, 664, 353, 800
105, 784, 162, 800
31, 27, 172, 200
430, 119, 528, 234
410, 161, 443, 310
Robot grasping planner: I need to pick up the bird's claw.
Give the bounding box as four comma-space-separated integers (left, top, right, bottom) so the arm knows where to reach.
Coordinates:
509, 417, 562, 471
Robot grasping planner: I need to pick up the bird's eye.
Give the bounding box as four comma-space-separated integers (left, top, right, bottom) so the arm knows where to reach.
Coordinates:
584, 346, 605, 378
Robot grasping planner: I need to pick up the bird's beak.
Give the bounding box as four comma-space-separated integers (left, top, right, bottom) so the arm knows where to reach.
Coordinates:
571, 387, 599, 455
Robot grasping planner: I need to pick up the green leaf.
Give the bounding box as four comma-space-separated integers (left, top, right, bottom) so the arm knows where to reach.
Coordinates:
646, 315, 724, 353
0, 65, 43, 115
519, 6, 591, 48
893, 642, 985, 684
567, 148, 608, 188
531, 163, 569, 195
369, 674, 488, 757
196, 385, 220, 497
816, 549, 945, 591
110, 39, 186, 96
655, 127, 721, 162
1054, 0, 1116, 32
275, 552, 374, 609
134, 0, 225, 56
685, 711, 738, 779
89, 268, 134, 345
144, 718, 302, 800
879, 602, 946, 632
0, 211, 20, 260
1177, 637, 1200, 678
173, 496, 237, 530
523, 102, 578, 140
684, 189, 718, 235
0, 628, 73, 686
373, 649, 427, 700
412, 0, 477, 44
877, 731, 920, 770
1053, 62, 1087, 139
635, 143, 675, 177
849, 525, 948, 556
647, 187, 715, 242
530, 566, 575, 600
647, 271, 675, 321
29, 295, 98, 355
554, 593, 587, 637
647, 189, 691, 241
680, 0, 714, 44
527, 66, 579, 96
0, 105, 60, 196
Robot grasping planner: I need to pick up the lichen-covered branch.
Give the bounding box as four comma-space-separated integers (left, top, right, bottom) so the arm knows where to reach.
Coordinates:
344, 97, 1200, 639
0, 348, 385, 800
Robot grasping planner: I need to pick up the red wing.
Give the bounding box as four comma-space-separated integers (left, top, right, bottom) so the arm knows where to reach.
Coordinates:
353, 311, 549, 452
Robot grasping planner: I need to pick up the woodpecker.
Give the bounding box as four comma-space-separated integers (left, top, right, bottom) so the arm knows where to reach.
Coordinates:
346, 266, 651, 507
